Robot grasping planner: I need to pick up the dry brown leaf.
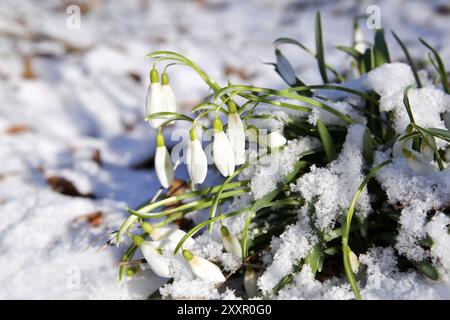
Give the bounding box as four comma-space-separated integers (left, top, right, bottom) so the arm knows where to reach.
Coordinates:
73, 210, 103, 227
46, 176, 94, 198
22, 57, 36, 79
5, 124, 32, 134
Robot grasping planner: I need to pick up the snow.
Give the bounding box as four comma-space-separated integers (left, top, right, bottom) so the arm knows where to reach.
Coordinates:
248, 137, 320, 200
293, 124, 371, 231
257, 207, 318, 294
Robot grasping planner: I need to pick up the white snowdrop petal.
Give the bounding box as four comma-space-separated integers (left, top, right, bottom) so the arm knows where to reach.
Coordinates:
140, 241, 172, 278
189, 256, 225, 283
227, 113, 246, 165
186, 138, 208, 184
213, 131, 235, 177
146, 83, 165, 128
161, 84, 177, 113
155, 145, 174, 188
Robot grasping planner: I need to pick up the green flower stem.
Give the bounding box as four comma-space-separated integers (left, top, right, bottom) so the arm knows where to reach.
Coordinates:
128, 188, 250, 219
134, 180, 247, 214
342, 159, 392, 300
173, 208, 249, 254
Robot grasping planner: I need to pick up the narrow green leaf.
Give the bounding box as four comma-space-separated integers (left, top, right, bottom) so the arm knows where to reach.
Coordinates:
342, 159, 392, 300
317, 118, 337, 162
315, 11, 329, 83
373, 28, 391, 67
305, 245, 324, 274
403, 85, 416, 124
392, 31, 422, 88
336, 45, 363, 60
420, 38, 449, 94
362, 128, 374, 165
273, 37, 344, 82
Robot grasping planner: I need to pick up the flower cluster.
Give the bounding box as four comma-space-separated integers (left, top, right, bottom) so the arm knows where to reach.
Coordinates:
145, 68, 286, 187
116, 12, 450, 300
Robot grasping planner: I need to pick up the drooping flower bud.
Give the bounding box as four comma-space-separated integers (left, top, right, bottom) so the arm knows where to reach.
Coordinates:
349, 250, 360, 274
403, 148, 435, 176
220, 225, 242, 259
186, 127, 208, 184
161, 72, 177, 113
142, 222, 195, 246
213, 115, 235, 177
182, 249, 225, 283
244, 266, 258, 298
132, 236, 171, 278
275, 49, 297, 86
227, 101, 246, 165
155, 130, 174, 188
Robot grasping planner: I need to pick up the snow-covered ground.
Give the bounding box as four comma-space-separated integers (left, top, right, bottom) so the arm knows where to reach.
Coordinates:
0, 0, 449, 299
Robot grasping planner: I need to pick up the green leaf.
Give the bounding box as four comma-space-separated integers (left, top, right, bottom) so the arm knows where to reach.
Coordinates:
412, 260, 439, 281
315, 11, 329, 83
392, 31, 422, 88
213, 84, 354, 124
420, 38, 449, 94
362, 128, 374, 165
373, 28, 391, 67
342, 159, 392, 300
273, 37, 344, 82
336, 45, 363, 61
403, 85, 416, 124
173, 208, 247, 254
317, 118, 337, 162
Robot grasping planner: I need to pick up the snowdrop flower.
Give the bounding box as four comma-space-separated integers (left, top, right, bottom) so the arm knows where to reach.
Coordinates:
155, 130, 174, 188
142, 222, 195, 246
132, 236, 171, 278
244, 266, 258, 298
393, 126, 436, 176
182, 249, 225, 283
403, 149, 435, 176
227, 101, 246, 165
267, 130, 287, 148
161, 72, 177, 113
275, 49, 297, 86
213, 115, 235, 177
146, 67, 165, 128
220, 225, 242, 259
349, 250, 360, 274
186, 127, 208, 184
392, 125, 413, 158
